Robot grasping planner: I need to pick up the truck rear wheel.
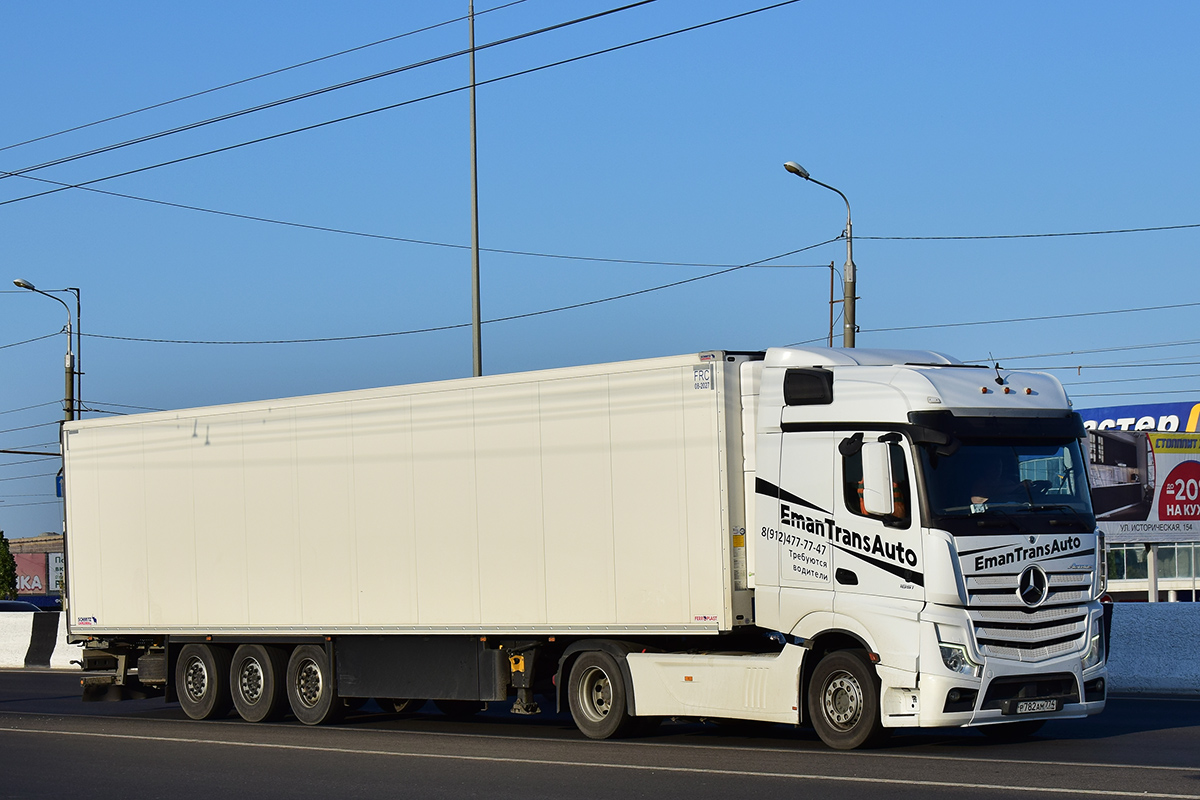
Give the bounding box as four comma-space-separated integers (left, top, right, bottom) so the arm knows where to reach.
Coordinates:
378, 698, 425, 714
286, 645, 343, 725
568, 651, 637, 740
807, 650, 885, 750
230, 644, 287, 723
176, 644, 233, 720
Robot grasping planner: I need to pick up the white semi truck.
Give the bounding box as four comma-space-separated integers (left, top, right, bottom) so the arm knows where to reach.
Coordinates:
62, 347, 1107, 749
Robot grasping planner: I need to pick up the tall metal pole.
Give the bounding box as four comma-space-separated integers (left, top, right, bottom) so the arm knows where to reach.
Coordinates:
469, 0, 483, 377
783, 162, 856, 347
13, 280, 74, 420
68, 287, 81, 418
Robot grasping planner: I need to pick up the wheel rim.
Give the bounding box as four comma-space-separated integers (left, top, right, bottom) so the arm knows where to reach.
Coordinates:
821, 669, 864, 730
238, 657, 265, 704
576, 665, 613, 723
295, 658, 323, 709
183, 655, 208, 702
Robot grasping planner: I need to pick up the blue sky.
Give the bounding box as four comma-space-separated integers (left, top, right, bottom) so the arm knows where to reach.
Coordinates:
2, 1, 1197, 536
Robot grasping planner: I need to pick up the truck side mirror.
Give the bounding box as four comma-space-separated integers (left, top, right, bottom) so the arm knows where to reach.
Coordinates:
861, 441, 895, 517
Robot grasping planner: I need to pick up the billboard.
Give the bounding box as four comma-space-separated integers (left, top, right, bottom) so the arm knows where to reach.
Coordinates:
1077, 401, 1200, 433
1089, 430, 1200, 543
14, 552, 48, 595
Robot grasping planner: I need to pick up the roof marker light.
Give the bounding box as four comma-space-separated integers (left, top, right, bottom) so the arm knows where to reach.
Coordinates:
1025, 387, 1033, 395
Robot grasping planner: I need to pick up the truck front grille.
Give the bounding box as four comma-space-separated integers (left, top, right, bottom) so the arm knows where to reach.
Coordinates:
965, 570, 1092, 662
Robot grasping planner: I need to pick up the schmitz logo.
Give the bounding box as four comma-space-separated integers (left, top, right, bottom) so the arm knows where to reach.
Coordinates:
973, 536, 1084, 571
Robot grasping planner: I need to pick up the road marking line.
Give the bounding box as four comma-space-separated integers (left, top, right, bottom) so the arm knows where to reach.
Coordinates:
2, 725, 1198, 799
3, 708, 1198, 774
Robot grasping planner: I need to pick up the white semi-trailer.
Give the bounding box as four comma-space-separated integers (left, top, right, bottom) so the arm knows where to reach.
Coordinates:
62, 348, 1107, 749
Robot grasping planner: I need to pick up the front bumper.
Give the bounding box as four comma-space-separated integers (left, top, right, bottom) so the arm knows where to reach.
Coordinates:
911, 610, 1107, 729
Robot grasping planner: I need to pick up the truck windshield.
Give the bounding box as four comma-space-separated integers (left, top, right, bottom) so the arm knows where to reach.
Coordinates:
918, 438, 1096, 532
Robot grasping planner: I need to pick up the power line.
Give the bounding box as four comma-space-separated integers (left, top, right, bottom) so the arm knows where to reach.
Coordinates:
0, 500, 61, 508
0, 421, 59, 436
0, 457, 58, 468
0, 472, 58, 484
1, 168, 832, 269
0, 0, 660, 185
860, 300, 1200, 335
980, 338, 1200, 364
1027, 361, 1200, 372
0, 401, 60, 418
0, 0, 804, 210
1071, 389, 1200, 399
1064, 372, 1200, 387
0, 1, 530, 157
82, 237, 840, 346
860, 222, 1200, 241
84, 400, 165, 412
0, 331, 62, 351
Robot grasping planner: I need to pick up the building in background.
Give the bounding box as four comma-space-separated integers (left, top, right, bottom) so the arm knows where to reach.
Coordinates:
1078, 401, 1200, 602
10, 533, 64, 610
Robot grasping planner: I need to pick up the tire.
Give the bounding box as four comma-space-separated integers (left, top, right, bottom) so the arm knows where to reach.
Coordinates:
434, 699, 487, 718
175, 643, 233, 721
807, 650, 886, 750
567, 651, 637, 740
230, 644, 287, 723
979, 720, 1045, 741
378, 698, 426, 714
286, 645, 343, 725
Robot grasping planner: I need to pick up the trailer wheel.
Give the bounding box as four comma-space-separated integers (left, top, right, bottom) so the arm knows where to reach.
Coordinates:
176, 644, 233, 720
567, 651, 637, 740
286, 645, 343, 725
807, 650, 885, 750
230, 644, 287, 723
378, 698, 425, 714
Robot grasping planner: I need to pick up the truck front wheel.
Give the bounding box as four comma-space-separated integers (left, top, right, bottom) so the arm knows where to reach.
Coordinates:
176, 644, 233, 720
286, 645, 343, 725
230, 644, 288, 723
567, 651, 637, 740
807, 650, 886, 750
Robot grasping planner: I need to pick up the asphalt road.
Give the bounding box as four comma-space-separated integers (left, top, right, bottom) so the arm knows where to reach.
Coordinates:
2, 670, 1198, 800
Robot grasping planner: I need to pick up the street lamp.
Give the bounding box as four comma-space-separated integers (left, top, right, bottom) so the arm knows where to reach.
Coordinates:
784, 162, 857, 348
13, 279, 76, 421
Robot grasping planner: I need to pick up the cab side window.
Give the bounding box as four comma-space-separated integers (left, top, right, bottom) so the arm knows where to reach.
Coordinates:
842, 442, 912, 528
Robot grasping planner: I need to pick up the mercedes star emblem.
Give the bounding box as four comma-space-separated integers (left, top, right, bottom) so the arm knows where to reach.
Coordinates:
1017, 564, 1049, 607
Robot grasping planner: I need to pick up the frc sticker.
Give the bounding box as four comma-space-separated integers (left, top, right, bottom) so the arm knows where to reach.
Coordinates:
693, 367, 713, 390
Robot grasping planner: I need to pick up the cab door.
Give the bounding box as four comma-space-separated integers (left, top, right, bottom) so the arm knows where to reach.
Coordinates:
829, 432, 924, 604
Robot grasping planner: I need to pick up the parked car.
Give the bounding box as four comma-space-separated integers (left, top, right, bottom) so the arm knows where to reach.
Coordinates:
0, 600, 43, 612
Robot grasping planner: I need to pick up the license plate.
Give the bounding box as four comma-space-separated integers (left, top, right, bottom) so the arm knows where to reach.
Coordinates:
1012, 698, 1059, 714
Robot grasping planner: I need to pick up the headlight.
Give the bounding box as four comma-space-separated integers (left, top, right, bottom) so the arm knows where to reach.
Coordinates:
1083, 632, 1105, 670
940, 644, 982, 678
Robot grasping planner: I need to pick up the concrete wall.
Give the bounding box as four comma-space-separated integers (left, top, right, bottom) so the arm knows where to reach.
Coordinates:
1107, 601, 1200, 696
0, 613, 80, 669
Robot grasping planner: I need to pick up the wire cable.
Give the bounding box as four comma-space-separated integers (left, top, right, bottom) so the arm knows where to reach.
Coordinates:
0, 401, 61, 418
0, 421, 60, 436
859, 222, 1200, 241
0, 331, 63, 351
0, 472, 58, 484
82, 236, 840, 346
0, 1, 530, 157
859, 301, 1200, 335
1063, 372, 1200, 387
0, 500, 62, 508
1071, 388, 1200, 399
973, 338, 1200, 364
0, 0, 659, 184
0, 0, 804, 209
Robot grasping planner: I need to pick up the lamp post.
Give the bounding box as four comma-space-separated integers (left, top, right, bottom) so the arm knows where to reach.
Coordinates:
13, 279, 76, 421
784, 162, 856, 348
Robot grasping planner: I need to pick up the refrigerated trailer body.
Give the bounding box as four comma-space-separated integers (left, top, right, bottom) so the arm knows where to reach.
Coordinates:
62, 348, 1108, 748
